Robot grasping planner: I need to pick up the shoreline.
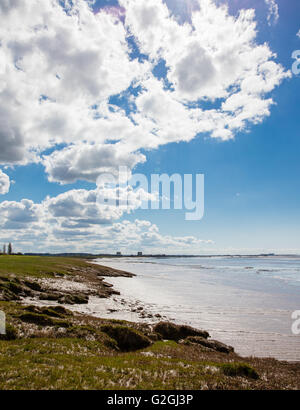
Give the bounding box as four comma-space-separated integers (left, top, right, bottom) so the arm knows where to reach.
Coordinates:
20, 257, 299, 363
90, 257, 300, 363
20, 259, 170, 327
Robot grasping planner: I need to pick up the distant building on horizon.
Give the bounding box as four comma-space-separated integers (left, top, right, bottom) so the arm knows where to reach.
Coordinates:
116, 251, 122, 256
137, 251, 143, 256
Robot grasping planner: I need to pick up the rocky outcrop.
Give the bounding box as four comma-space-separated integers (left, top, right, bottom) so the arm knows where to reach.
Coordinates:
182, 335, 234, 353
0, 276, 90, 305
24, 305, 73, 318
0, 276, 34, 301
17, 305, 73, 328
18, 312, 70, 327
0, 271, 122, 305
153, 321, 209, 341
100, 324, 152, 351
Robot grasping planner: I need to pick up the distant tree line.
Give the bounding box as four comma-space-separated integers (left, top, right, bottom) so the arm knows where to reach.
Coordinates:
1, 243, 12, 255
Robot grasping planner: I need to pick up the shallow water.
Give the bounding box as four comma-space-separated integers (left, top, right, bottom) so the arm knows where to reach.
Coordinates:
94, 256, 300, 361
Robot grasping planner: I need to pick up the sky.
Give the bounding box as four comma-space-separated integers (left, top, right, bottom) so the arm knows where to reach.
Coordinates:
0, 0, 299, 254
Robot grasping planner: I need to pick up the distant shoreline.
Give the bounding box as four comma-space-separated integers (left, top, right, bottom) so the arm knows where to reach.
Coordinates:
20, 252, 300, 258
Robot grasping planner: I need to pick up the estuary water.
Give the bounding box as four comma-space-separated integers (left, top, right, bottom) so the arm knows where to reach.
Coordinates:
94, 256, 300, 361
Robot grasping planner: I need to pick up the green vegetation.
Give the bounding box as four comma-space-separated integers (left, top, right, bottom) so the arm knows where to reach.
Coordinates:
0, 337, 298, 390
0, 338, 218, 390
0, 255, 94, 279
221, 363, 259, 380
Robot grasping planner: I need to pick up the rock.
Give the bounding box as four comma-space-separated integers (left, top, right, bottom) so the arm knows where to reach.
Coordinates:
147, 332, 163, 342
102, 282, 113, 288
24, 305, 72, 319
98, 291, 109, 298
39, 292, 89, 305
50, 306, 73, 316
69, 293, 89, 304
58, 295, 75, 304
100, 325, 152, 351
108, 290, 120, 296
23, 280, 42, 292
153, 321, 209, 341
0, 287, 21, 301
0, 279, 34, 300
39, 292, 61, 301
183, 336, 234, 353
179, 338, 212, 351
7, 281, 29, 296
19, 312, 70, 327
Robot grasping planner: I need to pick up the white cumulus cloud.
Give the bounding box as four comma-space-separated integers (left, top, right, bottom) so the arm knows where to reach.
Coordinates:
0, 191, 213, 253
0, 169, 10, 194
0, 0, 290, 185
43, 143, 146, 184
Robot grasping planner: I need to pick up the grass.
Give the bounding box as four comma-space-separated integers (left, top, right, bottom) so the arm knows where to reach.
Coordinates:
221, 363, 259, 380
0, 255, 93, 279
1, 337, 299, 390
0, 338, 257, 390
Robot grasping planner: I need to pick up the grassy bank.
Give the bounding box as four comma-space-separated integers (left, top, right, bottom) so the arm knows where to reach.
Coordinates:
0, 255, 299, 390
0, 255, 131, 279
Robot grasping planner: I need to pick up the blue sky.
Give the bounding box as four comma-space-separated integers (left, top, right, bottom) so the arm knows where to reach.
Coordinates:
0, 0, 299, 254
